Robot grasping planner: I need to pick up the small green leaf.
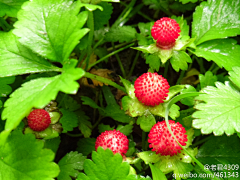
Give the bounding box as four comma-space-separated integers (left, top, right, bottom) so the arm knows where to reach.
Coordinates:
58, 151, 86, 180
105, 26, 137, 43
137, 113, 156, 132
93, 2, 113, 30
179, 0, 198, 4
0, 32, 61, 77
77, 138, 96, 156
98, 124, 114, 133
0, 130, 59, 180
81, 96, 102, 109
137, 151, 161, 164
79, 2, 103, 11
180, 85, 197, 106
57, 94, 81, 111
77, 147, 137, 180
192, 0, 240, 45
170, 51, 192, 72
146, 54, 161, 72
193, 81, 240, 135
1, 66, 85, 144
0, 76, 15, 97
149, 164, 167, 180
77, 110, 92, 138
60, 108, 79, 133
193, 39, 240, 71
0, 0, 28, 17
199, 71, 218, 89
13, 0, 89, 63
43, 137, 61, 154
116, 124, 133, 136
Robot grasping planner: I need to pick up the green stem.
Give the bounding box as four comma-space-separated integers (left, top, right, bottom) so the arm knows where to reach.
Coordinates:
176, 70, 185, 85
84, 72, 126, 93
127, 51, 140, 79
67, 133, 83, 137
196, 58, 206, 74
89, 43, 134, 68
142, 131, 147, 151
107, 41, 135, 52
92, 116, 103, 129
163, 61, 169, 78
0, 17, 12, 31
192, 136, 212, 148
111, 42, 126, 78
85, 11, 94, 71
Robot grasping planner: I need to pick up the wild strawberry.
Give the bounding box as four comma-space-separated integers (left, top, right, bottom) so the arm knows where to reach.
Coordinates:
27, 109, 51, 131
151, 17, 181, 49
134, 72, 170, 106
95, 130, 129, 157
148, 120, 188, 156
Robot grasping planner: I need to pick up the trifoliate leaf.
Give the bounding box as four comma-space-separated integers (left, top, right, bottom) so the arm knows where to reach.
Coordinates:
199, 71, 217, 89
77, 110, 92, 138
93, 2, 113, 30
77, 147, 137, 180
193, 39, 240, 71
77, 138, 96, 156
192, 0, 240, 45
0, 130, 59, 180
0, 76, 15, 97
170, 51, 192, 72
146, 54, 161, 72
196, 134, 240, 177
13, 0, 89, 63
229, 66, 240, 89
98, 123, 114, 133
58, 151, 86, 180
0, 65, 84, 144
0, 0, 28, 17
116, 124, 133, 136
60, 108, 79, 133
105, 26, 137, 43
193, 81, 240, 135
0, 32, 61, 77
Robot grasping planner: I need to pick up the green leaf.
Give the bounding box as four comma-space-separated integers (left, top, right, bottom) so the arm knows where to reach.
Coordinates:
193, 39, 240, 71
179, 0, 198, 4
57, 94, 81, 111
149, 164, 167, 180
137, 151, 161, 164
81, 96, 102, 109
0, 65, 85, 144
199, 71, 218, 89
196, 134, 240, 177
116, 124, 133, 136
170, 51, 192, 72
0, 130, 59, 180
13, 0, 89, 63
229, 66, 240, 89
137, 113, 156, 132
77, 138, 96, 156
105, 26, 137, 43
98, 124, 114, 133
0, 0, 28, 17
146, 54, 161, 72
0, 32, 61, 77
193, 81, 240, 135
93, 2, 113, 30
43, 137, 61, 154
0, 76, 15, 97
180, 85, 197, 106
77, 147, 137, 180
77, 110, 92, 138
60, 108, 79, 133
172, 15, 189, 37
192, 0, 240, 45
58, 151, 86, 180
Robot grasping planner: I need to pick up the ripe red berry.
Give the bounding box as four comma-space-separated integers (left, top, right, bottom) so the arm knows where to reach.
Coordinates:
148, 120, 188, 156
134, 72, 170, 106
27, 109, 51, 131
151, 17, 181, 49
95, 130, 129, 157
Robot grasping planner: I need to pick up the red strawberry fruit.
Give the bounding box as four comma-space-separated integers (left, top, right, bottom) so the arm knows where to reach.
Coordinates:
95, 130, 129, 157
134, 72, 170, 106
27, 109, 51, 131
148, 120, 188, 156
151, 17, 181, 49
